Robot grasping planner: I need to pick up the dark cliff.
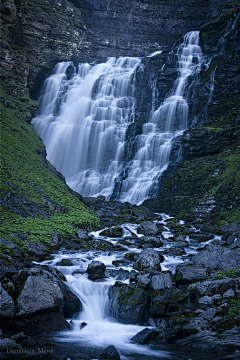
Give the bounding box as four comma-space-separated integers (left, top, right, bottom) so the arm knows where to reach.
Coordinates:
1, 0, 240, 246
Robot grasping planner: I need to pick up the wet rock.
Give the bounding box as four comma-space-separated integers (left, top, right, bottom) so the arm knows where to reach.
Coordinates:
9, 310, 70, 332
175, 263, 210, 284
201, 308, 218, 321
137, 221, 159, 236
188, 233, 214, 242
87, 261, 106, 281
188, 278, 240, 297
131, 328, 159, 344
80, 321, 87, 329
151, 273, 172, 291
98, 345, 120, 360
192, 246, 240, 270
108, 282, 150, 324
16, 276, 63, 316
0, 282, 15, 318
222, 289, 235, 298
133, 249, 164, 271
26, 243, 49, 260
58, 282, 82, 318
55, 259, 75, 266
221, 223, 240, 234
100, 226, 123, 238
140, 236, 163, 248
198, 296, 214, 305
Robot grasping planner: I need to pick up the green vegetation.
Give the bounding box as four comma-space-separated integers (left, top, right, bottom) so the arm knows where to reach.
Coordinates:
228, 299, 240, 318
213, 268, 239, 280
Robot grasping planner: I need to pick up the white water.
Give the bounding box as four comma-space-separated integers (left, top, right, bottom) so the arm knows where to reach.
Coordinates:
32, 57, 140, 199
32, 31, 203, 205
119, 31, 203, 204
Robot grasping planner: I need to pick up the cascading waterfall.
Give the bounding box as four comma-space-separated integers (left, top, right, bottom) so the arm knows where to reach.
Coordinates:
119, 31, 203, 204
32, 32, 203, 205
32, 57, 140, 198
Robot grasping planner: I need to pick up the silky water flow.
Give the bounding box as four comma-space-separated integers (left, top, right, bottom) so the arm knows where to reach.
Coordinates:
32, 31, 203, 205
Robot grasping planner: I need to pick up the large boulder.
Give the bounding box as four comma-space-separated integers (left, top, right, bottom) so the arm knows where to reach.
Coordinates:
137, 221, 159, 236
87, 261, 106, 281
175, 263, 210, 284
133, 249, 164, 271
192, 246, 240, 270
139, 236, 163, 248
58, 282, 82, 318
0, 282, 15, 318
75, 229, 90, 241
26, 243, 49, 260
16, 276, 63, 316
108, 282, 150, 324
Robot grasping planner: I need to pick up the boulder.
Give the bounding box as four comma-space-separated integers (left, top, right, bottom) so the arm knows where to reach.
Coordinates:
221, 223, 240, 234
0, 282, 15, 318
175, 263, 210, 284
151, 273, 172, 291
26, 243, 49, 260
16, 276, 63, 316
140, 236, 163, 248
55, 258, 75, 266
131, 328, 159, 344
11, 332, 37, 346
150, 288, 189, 315
108, 282, 150, 324
0, 238, 23, 257
75, 229, 90, 241
98, 345, 120, 360
192, 246, 240, 270
58, 282, 82, 318
50, 232, 61, 247
188, 278, 240, 297
9, 310, 70, 332
136, 274, 151, 289
180, 317, 209, 338
133, 249, 164, 271
0, 338, 22, 350
87, 261, 106, 281
137, 221, 159, 236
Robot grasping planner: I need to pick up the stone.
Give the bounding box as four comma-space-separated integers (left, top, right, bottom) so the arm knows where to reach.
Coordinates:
175, 263, 210, 284
198, 296, 214, 305
137, 221, 159, 236
221, 223, 240, 234
192, 246, 240, 270
222, 289, 235, 298
50, 232, 61, 247
58, 281, 82, 318
98, 345, 121, 360
140, 236, 163, 248
16, 276, 63, 316
150, 288, 188, 315
131, 328, 159, 344
151, 273, 172, 291
87, 261, 106, 281
9, 310, 70, 332
0, 282, 15, 318
201, 308, 217, 321
108, 282, 150, 324
133, 249, 164, 271
180, 317, 209, 337
11, 332, 37, 346
188, 278, 239, 297
76, 229, 89, 241
136, 274, 151, 289
55, 258, 75, 266
26, 243, 49, 259
0, 238, 23, 257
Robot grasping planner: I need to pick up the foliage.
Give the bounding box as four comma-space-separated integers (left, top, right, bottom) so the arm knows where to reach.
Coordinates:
213, 268, 239, 280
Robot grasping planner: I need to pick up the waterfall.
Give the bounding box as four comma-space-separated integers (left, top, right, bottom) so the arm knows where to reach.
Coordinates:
32, 32, 203, 205
32, 57, 140, 198
119, 31, 203, 204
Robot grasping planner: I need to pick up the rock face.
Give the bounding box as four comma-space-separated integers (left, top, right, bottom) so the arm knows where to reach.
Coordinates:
108, 282, 150, 324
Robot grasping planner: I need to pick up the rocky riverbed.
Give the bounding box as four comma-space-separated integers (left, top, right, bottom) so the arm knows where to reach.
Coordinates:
1, 200, 240, 359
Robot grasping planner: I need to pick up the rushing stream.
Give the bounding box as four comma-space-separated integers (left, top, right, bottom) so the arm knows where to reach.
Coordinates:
39, 214, 222, 360
32, 31, 203, 205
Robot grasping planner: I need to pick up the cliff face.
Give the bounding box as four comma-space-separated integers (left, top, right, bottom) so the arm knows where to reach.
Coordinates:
1, 0, 240, 236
